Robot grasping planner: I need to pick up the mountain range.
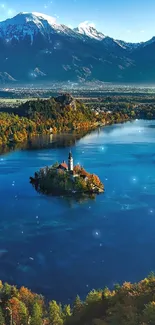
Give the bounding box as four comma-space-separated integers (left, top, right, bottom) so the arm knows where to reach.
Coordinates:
0, 12, 154, 84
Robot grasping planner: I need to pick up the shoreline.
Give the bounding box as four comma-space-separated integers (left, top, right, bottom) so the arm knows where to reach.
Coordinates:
0, 119, 131, 156
0, 117, 154, 156
1, 121, 154, 316
30, 156, 104, 197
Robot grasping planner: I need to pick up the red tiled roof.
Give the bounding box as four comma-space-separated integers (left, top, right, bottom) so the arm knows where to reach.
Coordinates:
58, 163, 68, 170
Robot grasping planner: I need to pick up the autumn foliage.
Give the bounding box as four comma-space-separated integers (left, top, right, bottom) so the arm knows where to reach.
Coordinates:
31, 163, 104, 195
0, 274, 155, 324
0, 95, 100, 146
0, 94, 133, 146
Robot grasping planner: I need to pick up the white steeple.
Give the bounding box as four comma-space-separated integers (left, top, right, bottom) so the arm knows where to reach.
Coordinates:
68, 151, 73, 171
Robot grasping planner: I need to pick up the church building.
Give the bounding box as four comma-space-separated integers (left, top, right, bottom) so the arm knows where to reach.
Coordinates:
68, 151, 73, 171
57, 151, 74, 172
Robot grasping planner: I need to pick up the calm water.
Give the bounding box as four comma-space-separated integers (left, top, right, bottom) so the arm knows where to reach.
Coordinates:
0, 120, 155, 303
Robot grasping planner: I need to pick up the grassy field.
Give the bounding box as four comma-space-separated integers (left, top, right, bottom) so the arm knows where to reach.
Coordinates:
0, 98, 38, 104
0, 98, 42, 112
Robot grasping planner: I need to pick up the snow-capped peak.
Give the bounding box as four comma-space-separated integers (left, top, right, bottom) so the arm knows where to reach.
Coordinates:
0, 12, 78, 44
0, 12, 61, 31
29, 12, 57, 26
74, 21, 105, 40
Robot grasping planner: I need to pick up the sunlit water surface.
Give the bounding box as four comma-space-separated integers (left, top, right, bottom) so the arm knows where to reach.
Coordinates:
0, 120, 155, 302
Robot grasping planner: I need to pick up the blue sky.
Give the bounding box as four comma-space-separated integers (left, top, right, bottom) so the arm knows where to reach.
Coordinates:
0, 0, 154, 42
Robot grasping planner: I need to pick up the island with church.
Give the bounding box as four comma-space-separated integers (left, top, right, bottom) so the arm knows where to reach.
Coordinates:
30, 151, 104, 196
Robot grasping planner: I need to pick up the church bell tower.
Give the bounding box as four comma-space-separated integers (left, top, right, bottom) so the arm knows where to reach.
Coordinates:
68, 151, 73, 171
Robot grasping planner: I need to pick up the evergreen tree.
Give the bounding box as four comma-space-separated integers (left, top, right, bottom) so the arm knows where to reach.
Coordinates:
30, 302, 43, 325
62, 304, 71, 322
2, 283, 12, 301
19, 301, 28, 325
73, 295, 83, 316
85, 290, 102, 304
49, 300, 63, 325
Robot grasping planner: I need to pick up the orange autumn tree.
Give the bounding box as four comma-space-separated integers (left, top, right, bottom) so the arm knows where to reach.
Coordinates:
73, 165, 81, 174
19, 286, 35, 311
8, 297, 28, 325
90, 174, 102, 187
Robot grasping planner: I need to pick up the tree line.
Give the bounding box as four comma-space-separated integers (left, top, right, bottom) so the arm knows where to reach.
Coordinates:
0, 95, 104, 146
0, 274, 155, 324
0, 94, 155, 146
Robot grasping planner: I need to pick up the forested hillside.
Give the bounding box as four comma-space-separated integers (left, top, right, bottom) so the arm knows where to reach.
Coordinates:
0, 94, 130, 146
0, 274, 155, 324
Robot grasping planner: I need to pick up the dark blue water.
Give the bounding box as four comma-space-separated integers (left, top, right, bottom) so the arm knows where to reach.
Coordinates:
0, 120, 155, 303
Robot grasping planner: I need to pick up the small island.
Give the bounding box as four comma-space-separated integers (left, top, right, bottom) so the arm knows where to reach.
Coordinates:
30, 151, 104, 196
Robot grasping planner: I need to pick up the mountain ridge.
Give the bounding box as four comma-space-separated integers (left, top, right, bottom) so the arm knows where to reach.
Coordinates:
0, 12, 154, 83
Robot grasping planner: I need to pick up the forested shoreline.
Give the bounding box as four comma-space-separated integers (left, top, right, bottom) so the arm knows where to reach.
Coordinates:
1, 93, 155, 147
0, 94, 133, 146
0, 274, 155, 324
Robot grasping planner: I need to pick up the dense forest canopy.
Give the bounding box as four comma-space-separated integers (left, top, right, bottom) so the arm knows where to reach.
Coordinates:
0, 94, 105, 145
0, 274, 155, 324
0, 93, 155, 146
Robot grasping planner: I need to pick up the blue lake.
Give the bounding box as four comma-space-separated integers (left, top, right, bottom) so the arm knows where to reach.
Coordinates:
0, 119, 155, 303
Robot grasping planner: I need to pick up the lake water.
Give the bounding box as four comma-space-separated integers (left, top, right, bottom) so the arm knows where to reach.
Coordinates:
0, 119, 155, 303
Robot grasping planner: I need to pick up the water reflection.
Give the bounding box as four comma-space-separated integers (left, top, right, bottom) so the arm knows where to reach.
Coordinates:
31, 178, 97, 205
0, 130, 92, 156
0, 120, 155, 302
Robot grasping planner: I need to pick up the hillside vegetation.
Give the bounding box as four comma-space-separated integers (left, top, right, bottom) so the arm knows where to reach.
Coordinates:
0, 274, 155, 324
30, 163, 104, 195
1, 93, 155, 147
0, 94, 130, 146
0, 94, 103, 145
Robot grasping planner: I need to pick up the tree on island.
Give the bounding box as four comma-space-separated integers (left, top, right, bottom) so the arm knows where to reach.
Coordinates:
30, 155, 104, 196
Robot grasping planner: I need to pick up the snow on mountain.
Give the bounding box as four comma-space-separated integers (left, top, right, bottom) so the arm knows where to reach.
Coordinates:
1, 11, 155, 84
0, 12, 78, 44
116, 39, 141, 50
74, 21, 105, 40
0, 11, 149, 51
100, 36, 123, 48
0, 72, 16, 83
74, 22, 130, 50
115, 38, 155, 51
0, 11, 154, 52
30, 12, 57, 26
